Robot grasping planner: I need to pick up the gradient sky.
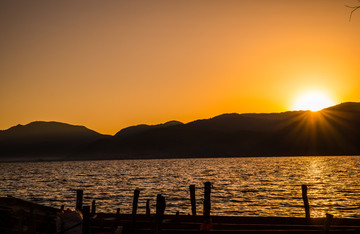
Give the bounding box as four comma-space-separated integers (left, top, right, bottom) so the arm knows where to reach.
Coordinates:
1, 0, 360, 135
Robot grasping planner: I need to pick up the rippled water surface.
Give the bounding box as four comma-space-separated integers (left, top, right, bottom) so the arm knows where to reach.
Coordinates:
1, 156, 360, 218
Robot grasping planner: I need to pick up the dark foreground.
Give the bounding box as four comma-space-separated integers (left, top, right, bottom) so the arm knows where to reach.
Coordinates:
1, 196, 360, 234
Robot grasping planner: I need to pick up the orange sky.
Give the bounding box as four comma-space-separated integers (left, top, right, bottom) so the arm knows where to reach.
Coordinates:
1, 0, 360, 135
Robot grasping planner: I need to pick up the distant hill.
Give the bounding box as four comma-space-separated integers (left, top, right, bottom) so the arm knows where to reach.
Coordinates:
0, 121, 108, 161
324, 102, 360, 112
84, 102, 360, 159
115, 121, 183, 138
1, 102, 360, 162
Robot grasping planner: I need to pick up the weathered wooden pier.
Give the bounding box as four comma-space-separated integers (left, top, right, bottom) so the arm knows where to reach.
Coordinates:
1, 183, 360, 233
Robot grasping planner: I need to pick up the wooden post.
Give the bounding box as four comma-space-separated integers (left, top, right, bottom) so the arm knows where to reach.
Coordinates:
323, 213, 333, 234
132, 188, 140, 227
76, 189, 83, 211
155, 194, 166, 234
190, 185, 196, 216
82, 206, 90, 234
91, 200, 96, 215
146, 199, 151, 216
116, 208, 120, 215
301, 185, 310, 219
60, 205, 64, 211
203, 182, 211, 219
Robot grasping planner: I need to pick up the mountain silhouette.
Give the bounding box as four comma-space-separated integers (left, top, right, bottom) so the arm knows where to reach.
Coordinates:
0, 121, 108, 161
83, 102, 360, 159
1, 102, 360, 162
115, 120, 183, 138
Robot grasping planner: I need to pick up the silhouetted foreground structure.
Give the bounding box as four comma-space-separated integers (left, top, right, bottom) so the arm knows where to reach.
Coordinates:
1, 183, 360, 233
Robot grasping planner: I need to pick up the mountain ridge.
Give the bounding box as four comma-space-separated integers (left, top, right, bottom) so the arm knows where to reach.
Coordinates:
1, 102, 360, 161
115, 120, 183, 138
81, 102, 360, 159
0, 121, 109, 161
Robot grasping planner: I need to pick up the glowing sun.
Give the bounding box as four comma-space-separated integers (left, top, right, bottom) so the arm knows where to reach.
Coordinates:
293, 91, 336, 111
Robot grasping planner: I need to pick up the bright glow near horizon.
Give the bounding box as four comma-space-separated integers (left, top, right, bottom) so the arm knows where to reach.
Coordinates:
293, 91, 336, 111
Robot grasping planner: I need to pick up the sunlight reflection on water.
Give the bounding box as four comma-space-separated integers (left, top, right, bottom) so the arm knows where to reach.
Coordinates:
1, 156, 360, 218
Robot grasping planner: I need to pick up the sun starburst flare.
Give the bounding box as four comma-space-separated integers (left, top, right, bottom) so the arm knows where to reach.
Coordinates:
292, 91, 336, 112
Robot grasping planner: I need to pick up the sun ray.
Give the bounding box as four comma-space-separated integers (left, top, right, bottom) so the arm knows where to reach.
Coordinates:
277, 107, 356, 155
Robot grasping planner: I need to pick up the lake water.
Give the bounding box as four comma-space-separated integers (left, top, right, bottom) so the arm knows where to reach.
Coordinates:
1, 156, 360, 218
